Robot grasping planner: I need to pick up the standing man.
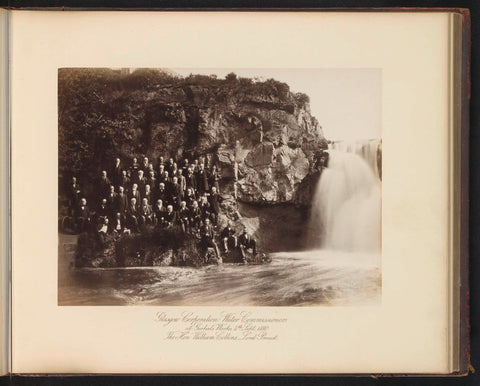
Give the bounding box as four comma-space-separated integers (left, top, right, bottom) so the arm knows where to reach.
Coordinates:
67, 176, 81, 216
186, 167, 197, 195
119, 170, 131, 194
74, 198, 90, 233
111, 157, 122, 188
176, 169, 187, 199
126, 197, 140, 233
195, 163, 210, 194
115, 186, 128, 218
208, 186, 221, 225
106, 185, 117, 215
99, 170, 112, 200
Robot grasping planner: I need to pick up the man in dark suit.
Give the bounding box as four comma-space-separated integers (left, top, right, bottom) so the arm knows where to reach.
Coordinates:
185, 167, 197, 194
96, 198, 110, 223
146, 171, 156, 192
189, 200, 202, 230
97, 217, 110, 244
159, 171, 172, 192
184, 188, 196, 208
126, 197, 140, 233
111, 212, 125, 234
176, 169, 187, 198
99, 170, 112, 200
153, 199, 166, 226
115, 186, 128, 217
164, 205, 177, 228
156, 182, 169, 207
106, 185, 117, 214
200, 218, 220, 259
195, 163, 210, 194
129, 184, 141, 206
139, 198, 153, 228
208, 186, 221, 225
141, 157, 149, 172
165, 157, 175, 175
238, 228, 257, 261
221, 220, 237, 253
111, 157, 122, 188
74, 198, 90, 233
130, 157, 140, 177
67, 176, 81, 216
143, 184, 154, 205
134, 170, 147, 196
119, 170, 130, 194
170, 176, 182, 209
178, 201, 190, 233
182, 158, 190, 175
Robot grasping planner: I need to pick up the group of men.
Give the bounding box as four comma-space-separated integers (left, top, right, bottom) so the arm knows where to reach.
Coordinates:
65, 155, 257, 260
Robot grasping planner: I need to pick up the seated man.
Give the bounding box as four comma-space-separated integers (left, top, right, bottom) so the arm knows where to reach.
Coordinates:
126, 197, 140, 233
238, 227, 257, 262
189, 200, 202, 230
74, 198, 90, 233
199, 218, 220, 260
138, 198, 153, 228
153, 199, 166, 226
220, 220, 237, 253
178, 201, 190, 234
184, 188, 196, 208
164, 205, 177, 228
97, 217, 110, 244
96, 198, 110, 224
111, 212, 126, 234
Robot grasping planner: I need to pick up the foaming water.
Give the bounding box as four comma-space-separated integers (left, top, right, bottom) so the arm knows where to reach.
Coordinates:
330, 139, 382, 180
58, 139, 382, 307
308, 150, 382, 252
59, 240, 381, 306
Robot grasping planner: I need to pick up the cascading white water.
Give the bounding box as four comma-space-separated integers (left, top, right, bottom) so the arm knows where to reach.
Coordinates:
330, 139, 382, 180
308, 140, 382, 253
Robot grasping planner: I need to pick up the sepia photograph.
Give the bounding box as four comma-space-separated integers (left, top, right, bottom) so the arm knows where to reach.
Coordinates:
58, 68, 382, 306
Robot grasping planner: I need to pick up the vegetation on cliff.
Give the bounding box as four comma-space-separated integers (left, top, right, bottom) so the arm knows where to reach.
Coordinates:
59, 68, 327, 204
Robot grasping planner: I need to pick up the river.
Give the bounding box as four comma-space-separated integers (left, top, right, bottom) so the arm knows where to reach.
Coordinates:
59, 235, 380, 306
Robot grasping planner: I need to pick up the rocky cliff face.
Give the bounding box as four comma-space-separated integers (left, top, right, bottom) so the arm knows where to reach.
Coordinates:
59, 69, 327, 206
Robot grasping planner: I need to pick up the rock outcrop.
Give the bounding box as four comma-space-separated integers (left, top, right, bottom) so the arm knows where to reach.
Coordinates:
59, 69, 327, 205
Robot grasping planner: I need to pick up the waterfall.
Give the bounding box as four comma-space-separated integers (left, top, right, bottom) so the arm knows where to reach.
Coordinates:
330, 139, 382, 180
308, 140, 382, 253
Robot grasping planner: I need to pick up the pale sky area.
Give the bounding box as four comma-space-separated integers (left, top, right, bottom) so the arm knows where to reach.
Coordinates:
171, 68, 381, 141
